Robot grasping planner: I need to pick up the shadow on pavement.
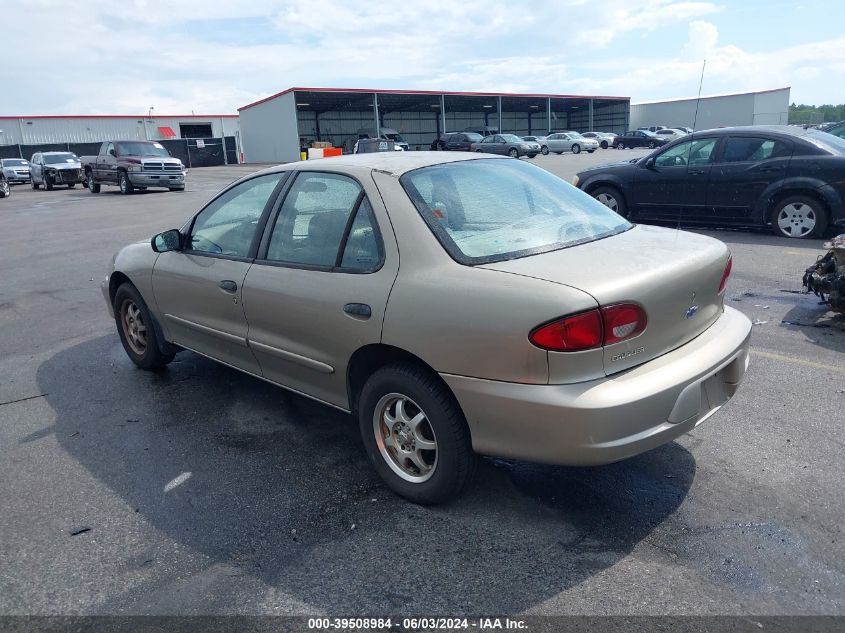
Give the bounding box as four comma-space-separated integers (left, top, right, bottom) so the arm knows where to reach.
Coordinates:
38, 335, 697, 614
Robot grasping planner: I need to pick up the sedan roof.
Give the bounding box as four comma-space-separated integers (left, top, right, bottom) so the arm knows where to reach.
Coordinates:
265, 151, 508, 177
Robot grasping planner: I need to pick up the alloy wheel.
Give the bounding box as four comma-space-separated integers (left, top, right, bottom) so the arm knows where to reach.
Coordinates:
373, 393, 437, 483
595, 192, 618, 212
120, 299, 147, 355
776, 202, 817, 238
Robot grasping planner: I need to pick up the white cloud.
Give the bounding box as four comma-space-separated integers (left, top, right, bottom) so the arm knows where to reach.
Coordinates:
682, 20, 720, 59
0, 0, 842, 115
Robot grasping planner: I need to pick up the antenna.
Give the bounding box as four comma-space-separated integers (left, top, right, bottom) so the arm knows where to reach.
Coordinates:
677, 59, 707, 233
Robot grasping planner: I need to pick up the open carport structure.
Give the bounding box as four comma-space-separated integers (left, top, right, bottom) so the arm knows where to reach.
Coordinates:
238, 87, 629, 163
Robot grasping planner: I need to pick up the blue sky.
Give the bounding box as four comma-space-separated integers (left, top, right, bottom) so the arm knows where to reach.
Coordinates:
3, 0, 843, 115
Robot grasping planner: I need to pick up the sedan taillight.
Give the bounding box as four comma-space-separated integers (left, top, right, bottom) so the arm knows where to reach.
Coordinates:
718, 256, 733, 294
530, 303, 647, 352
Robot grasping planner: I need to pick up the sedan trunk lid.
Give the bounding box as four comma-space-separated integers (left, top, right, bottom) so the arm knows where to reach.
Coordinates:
481, 224, 730, 380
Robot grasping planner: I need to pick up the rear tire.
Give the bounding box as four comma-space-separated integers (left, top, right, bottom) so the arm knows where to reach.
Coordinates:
587, 149, 595, 153
358, 363, 477, 504
118, 171, 134, 195
648, 141, 656, 149
592, 185, 628, 218
618, 142, 626, 149
600, 141, 609, 149
68, 183, 75, 189
508, 148, 519, 158
541, 145, 549, 155
771, 195, 828, 239
87, 172, 100, 193
113, 283, 175, 370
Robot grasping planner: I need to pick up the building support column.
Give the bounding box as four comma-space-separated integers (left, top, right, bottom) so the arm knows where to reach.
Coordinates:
497, 96, 502, 133
547, 98, 552, 134
588, 99, 594, 131
440, 94, 447, 137
373, 93, 380, 138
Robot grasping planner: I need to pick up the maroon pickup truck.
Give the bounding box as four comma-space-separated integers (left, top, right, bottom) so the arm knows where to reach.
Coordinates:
80, 140, 186, 194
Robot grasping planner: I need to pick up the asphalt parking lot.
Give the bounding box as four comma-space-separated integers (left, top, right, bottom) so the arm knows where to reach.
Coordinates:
1, 151, 843, 616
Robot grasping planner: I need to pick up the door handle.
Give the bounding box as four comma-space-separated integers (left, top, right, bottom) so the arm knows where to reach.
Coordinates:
343, 303, 372, 319
759, 165, 783, 172
688, 169, 706, 175
219, 280, 238, 293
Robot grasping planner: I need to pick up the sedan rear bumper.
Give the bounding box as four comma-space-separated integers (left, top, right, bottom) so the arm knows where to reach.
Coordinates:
442, 305, 751, 466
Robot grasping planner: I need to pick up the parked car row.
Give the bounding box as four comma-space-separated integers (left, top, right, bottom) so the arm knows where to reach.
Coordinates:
574, 125, 845, 239
1, 140, 186, 195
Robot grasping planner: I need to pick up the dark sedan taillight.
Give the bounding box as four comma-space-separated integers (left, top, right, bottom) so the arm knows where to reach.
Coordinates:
530, 303, 647, 352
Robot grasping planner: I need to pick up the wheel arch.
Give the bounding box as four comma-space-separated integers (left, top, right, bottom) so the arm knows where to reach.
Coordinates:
347, 343, 463, 417
109, 271, 175, 355
763, 186, 832, 226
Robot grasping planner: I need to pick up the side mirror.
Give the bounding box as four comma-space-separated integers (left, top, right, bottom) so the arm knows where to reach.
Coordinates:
151, 229, 182, 253
645, 157, 657, 170
108, 149, 116, 157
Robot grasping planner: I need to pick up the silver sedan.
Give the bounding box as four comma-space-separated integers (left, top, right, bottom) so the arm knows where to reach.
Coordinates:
541, 132, 600, 155
102, 153, 751, 504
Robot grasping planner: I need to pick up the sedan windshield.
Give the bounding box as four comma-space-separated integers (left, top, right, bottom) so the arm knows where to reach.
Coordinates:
116, 141, 171, 157
43, 153, 78, 164
2, 159, 28, 166
400, 158, 631, 265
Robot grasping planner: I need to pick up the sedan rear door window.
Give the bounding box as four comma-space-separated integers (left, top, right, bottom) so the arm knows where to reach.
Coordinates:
266, 172, 380, 271
721, 137, 792, 162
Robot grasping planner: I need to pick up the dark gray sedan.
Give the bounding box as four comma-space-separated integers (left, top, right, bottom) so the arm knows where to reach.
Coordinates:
472, 134, 540, 158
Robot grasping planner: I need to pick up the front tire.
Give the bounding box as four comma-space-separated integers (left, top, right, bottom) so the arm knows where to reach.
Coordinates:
114, 283, 175, 370
600, 141, 609, 149
648, 141, 656, 149
0, 180, 9, 198
44, 175, 54, 191
86, 171, 100, 193
571, 144, 581, 154
540, 145, 549, 155
592, 185, 628, 218
32, 180, 40, 190
118, 171, 134, 195
618, 142, 626, 149
771, 195, 828, 239
358, 363, 477, 504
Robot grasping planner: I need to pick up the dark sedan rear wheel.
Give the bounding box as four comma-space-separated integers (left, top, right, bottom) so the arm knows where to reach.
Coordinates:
771, 195, 828, 239
508, 148, 519, 158
592, 186, 628, 218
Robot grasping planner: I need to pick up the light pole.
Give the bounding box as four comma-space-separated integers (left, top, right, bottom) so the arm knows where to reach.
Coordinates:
145, 106, 154, 140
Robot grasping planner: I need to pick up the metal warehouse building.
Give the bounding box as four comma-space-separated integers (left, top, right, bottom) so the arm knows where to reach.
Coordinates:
630, 87, 790, 132
238, 87, 631, 163
0, 114, 239, 145
0, 114, 242, 166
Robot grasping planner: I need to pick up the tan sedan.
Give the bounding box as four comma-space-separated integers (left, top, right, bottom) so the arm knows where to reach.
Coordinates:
102, 152, 751, 504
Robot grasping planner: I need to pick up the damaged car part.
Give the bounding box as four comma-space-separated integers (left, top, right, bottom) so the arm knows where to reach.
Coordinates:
802, 234, 845, 313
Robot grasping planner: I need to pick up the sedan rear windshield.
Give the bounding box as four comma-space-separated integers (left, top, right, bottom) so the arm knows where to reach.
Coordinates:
805, 129, 845, 154
43, 153, 78, 164
116, 142, 171, 157
400, 158, 631, 265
